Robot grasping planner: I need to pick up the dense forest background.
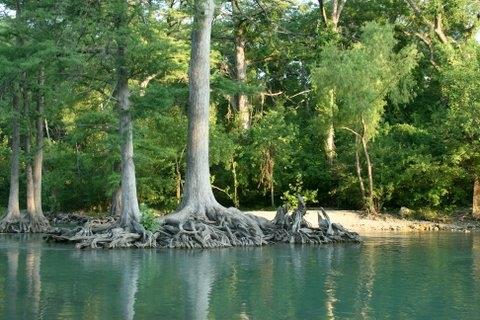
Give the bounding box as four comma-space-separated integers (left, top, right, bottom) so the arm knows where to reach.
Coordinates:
0, 0, 479, 219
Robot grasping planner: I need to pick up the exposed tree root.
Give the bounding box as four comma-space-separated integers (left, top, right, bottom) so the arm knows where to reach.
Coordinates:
48, 213, 90, 226
157, 204, 268, 248
0, 212, 52, 234
0, 214, 29, 233
44, 218, 156, 249
24, 215, 50, 233
44, 197, 360, 249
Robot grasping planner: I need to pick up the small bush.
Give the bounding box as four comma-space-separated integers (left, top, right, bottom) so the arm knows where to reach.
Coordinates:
281, 174, 318, 208
140, 203, 160, 232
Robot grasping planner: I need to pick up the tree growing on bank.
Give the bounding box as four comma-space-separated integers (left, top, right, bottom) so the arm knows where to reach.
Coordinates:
0, 0, 50, 232
160, 0, 265, 247
45, 0, 361, 248
312, 22, 418, 214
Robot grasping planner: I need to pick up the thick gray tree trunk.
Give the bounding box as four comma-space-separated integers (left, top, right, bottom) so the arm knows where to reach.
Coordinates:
176, 0, 218, 218
23, 83, 36, 217
5, 92, 21, 220
473, 177, 480, 219
232, 0, 250, 130
33, 69, 45, 217
115, 1, 142, 231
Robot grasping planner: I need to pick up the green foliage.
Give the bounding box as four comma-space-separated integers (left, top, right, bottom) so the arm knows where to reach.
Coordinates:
0, 0, 478, 219
139, 203, 160, 232
281, 174, 318, 208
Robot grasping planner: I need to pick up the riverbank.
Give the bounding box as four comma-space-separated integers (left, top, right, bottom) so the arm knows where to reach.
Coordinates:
248, 209, 479, 233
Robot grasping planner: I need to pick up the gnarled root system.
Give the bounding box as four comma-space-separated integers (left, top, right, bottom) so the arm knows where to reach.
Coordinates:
45, 217, 156, 249
44, 197, 360, 249
0, 212, 51, 233
0, 214, 29, 233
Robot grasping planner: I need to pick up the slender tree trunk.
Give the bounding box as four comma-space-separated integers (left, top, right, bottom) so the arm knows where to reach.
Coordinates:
6, 92, 21, 219
115, 0, 141, 231
232, 0, 250, 130
23, 81, 36, 217
33, 69, 45, 217
232, 160, 239, 207
360, 134, 376, 214
270, 181, 275, 208
354, 136, 366, 201
473, 177, 480, 219
325, 124, 336, 165
175, 158, 182, 202
178, 0, 218, 214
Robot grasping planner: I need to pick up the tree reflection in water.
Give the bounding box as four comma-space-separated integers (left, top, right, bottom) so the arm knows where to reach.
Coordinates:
183, 250, 215, 320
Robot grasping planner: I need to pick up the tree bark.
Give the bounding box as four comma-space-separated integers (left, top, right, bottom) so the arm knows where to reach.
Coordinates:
115, 0, 142, 231
6, 92, 21, 219
354, 136, 366, 201
270, 180, 275, 208
177, 0, 218, 215
360, 133, 376, 214
33, 69, 45, 217
110, 186, 123, 217
325, 124, 336, 165
232, 0, 250, 130
23, 80, 36, 217
473, 177, 480, 219
318, 0, 346, 31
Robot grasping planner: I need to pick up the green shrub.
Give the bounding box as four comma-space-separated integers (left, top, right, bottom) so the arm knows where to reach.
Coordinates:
140, 203, 160, 232
281, 174, 318, 208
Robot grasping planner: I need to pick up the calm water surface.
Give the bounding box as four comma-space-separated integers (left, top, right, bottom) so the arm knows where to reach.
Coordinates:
0, 232, 479, 319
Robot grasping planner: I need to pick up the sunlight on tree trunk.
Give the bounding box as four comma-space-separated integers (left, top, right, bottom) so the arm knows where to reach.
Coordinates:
23, 80, 36, 217
233, 0, 250, 130
116, 0, 142, 232
0, 91, 22, 232
473, 177, 480, 219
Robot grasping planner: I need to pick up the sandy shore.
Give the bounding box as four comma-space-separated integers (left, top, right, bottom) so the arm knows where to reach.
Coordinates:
248, 209, 479, 234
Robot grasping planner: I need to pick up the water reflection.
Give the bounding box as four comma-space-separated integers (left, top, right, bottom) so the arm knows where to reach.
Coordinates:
1, 233, 480, 319
355, 241, 376, 320
6, 240, 19, 319
120, 254, 140, 320
26, 241, 42, 318
323, 246, 337, 320
183, 251, 215, 320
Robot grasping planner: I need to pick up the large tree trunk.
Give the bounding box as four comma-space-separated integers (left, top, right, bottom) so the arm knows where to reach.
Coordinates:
115, 1, 142, 232
33, 69, 45, 217
473, 177, 480, 219
232, 0, 250, 130
175, 0, 218, 217
23, 81, 36, 217
1, 92, 22, 230
23, 73, 50, 233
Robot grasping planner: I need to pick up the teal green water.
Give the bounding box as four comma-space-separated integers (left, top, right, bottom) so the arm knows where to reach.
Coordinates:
0, 233, 479, 320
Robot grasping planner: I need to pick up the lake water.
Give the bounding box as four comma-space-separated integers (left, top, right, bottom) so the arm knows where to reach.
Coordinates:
0, 232, 479, 319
